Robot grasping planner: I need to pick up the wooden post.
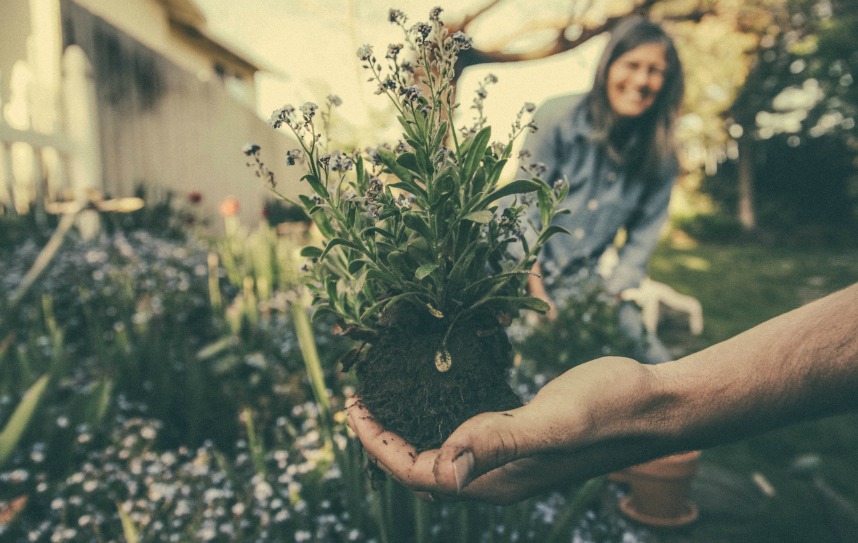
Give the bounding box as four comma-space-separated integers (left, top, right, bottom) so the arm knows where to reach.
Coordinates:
0, 141, 17, 214
62, 45, 102, 238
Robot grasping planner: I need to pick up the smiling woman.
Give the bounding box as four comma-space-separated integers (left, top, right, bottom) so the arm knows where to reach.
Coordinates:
522, 15, 685, 366
606, 42, 667, 118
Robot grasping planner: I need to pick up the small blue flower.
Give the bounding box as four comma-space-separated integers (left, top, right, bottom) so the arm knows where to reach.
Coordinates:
357, 44, 374, 61
300, 102, 319, 119
388, 9, 407, 24
451, 31, 472, 50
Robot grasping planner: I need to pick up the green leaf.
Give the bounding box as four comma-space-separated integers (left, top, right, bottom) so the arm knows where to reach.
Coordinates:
471, 168, 487, 196
461, 270, 533, 296
463, 126, 492, 180
402, 213, 433, 240
325, 279, 339, 308
407, 237, 432, 253
480, 295, 551, 313
477, 179, 542, 208
435, 173, 457, 195
348, 259, 367, 274
413, 108, 428, 137
117, 501, 141, 543
355, 155, 365, 185
536, 188, 549, 226
361, 226, 396, 239
366, 267, 400, 284
321, 238, 365, 260
486, 158, 508, 187
397, 115, 419, 141
432, 121, 448, 149
415, 263, 439, 280
415, 146, 432, 177
346, 203, 357, 229
83, 378, 112, 427
378, 207, 400, 221
377, 149, 427, 199
537, 225, 571, 246
397, 152, 422, 174
301, 174, 328, 199
300, 246, 324, 258
298, 194, 315, 210
516, 296, 552, 312
462, 210, 494, 223
359, 292, 420, 322
0, 374, 50, 467
311, 209, 335, 238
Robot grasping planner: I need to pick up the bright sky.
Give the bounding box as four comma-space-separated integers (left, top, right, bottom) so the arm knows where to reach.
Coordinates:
194, 0, 606, 144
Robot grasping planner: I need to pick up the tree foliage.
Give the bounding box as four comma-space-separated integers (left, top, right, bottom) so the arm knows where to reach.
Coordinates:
716, 0, 858, 232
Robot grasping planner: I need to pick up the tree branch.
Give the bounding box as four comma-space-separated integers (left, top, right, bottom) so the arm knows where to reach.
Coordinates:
452, 0, 506, 32
450, 0, 710, 79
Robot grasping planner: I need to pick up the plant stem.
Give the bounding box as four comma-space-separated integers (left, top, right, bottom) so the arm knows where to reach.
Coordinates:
5, 202, 82, 317
289, 295, 333, 447
414, 497, 429, 543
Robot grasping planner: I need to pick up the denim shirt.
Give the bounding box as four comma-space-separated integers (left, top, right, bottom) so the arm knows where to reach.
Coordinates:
520, 93, 676, 296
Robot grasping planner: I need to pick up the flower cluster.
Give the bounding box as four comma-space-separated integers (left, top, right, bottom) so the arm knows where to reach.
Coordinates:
1, 403, 624, 542
2, 414, 371, 543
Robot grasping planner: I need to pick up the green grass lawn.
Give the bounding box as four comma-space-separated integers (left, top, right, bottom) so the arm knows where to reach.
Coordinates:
648, 239, 858, 542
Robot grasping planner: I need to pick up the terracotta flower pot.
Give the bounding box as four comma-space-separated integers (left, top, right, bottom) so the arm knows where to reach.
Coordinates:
616, 450, 701, 527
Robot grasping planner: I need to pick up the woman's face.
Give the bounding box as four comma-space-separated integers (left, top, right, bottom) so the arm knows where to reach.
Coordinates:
606, 42, 667, 118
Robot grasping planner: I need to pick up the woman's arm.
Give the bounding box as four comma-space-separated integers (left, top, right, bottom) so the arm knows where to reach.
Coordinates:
527, 262, 557, 321
348, 283, 858, 504
604, 171, 673, 295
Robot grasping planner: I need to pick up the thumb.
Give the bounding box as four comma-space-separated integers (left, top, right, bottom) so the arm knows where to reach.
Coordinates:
432, 409, 529, 493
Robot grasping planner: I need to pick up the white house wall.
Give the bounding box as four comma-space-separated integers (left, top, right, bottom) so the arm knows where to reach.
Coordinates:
0, 0, 300, 228
71, 0, 220, 86
61, 1, 301, 228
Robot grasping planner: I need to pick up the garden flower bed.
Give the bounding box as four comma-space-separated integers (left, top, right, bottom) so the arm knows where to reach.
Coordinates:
0, 203, 605, 542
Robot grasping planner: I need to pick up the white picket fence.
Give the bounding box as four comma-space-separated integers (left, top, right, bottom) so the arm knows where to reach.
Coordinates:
0, 45, 99, 217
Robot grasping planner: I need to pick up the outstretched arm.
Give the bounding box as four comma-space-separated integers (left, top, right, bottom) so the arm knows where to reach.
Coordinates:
348, 283, 858, 505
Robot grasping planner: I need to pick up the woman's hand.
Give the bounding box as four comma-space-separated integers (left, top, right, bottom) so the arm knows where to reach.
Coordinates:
528, 262, 558, 321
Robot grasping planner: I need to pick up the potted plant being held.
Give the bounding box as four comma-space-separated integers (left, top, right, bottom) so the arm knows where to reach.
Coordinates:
245, 8, 568, 451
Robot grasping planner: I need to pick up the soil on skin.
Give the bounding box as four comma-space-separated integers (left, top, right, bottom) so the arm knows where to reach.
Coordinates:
355, 308, 522, 451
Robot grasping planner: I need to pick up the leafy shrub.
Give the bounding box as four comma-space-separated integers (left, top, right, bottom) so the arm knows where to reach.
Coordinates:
514, 278, 639, 379
0, 215, 347, 473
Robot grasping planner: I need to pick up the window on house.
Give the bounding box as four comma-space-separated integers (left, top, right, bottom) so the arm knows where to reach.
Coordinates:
214, 62, 226, 81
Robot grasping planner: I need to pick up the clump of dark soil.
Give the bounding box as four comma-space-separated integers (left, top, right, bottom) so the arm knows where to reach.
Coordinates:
354, 307, 522, 450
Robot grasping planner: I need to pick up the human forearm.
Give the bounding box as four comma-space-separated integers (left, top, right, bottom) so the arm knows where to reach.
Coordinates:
437, 283, 858, 498
652, 282, 858, 450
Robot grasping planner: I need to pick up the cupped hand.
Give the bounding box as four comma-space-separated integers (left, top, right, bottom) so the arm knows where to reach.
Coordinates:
347, 356, 653, 505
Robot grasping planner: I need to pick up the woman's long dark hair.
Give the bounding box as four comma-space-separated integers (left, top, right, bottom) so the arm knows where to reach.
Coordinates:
587, 16, 684, 180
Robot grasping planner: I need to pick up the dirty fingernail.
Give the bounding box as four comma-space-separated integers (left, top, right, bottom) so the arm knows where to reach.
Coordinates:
453, 451, 474, 492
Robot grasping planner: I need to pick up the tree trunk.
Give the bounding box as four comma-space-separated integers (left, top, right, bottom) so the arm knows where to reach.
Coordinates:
737, 137, 757, 231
